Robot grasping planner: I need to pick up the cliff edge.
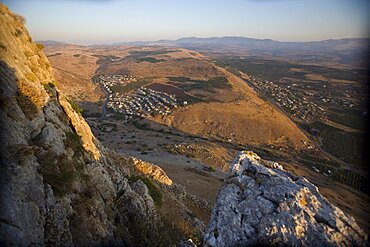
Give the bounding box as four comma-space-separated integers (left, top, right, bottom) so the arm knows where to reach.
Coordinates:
203, 151, 368, 246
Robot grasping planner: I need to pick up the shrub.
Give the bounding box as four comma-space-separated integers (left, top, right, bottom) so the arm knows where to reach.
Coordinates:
128, 175, 163, 207
189, 231, 202, 246
24, 50, 33, 57
0, 43, 6, 51
17, 79, 44, 119
42, 81, 55, 89
65, 131, 84, 155
14, 28, 23, 37
15, 14, 26, 25
36, 43, 45, 50
67, 98, 83, 115
186, 153, 195, 158
42, 81, 57, 97
37, 151, 77, 197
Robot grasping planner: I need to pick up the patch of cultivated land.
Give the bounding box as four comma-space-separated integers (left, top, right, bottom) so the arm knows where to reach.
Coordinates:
216, 56, 368, 168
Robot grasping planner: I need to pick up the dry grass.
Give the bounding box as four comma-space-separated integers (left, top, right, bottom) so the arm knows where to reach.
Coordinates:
17, 79, 44, 118
25, 72, 37, 82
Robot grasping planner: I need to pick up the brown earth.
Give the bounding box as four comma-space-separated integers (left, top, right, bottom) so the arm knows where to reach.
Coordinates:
44, 46, 103, 102
103, 52, 223, 79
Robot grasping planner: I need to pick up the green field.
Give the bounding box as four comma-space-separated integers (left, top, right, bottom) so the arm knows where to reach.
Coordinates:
136, 57, 163, 63
216, 57, 368, 82
125, 49, 179, 60
328, 112, 367, 131
168, 76, 232, 92
110, 78, 153, 94
310, 121, 366, 166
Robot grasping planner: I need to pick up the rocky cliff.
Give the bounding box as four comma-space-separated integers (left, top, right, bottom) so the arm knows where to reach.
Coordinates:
203, 151, 368, 246
0, 4, 203, 246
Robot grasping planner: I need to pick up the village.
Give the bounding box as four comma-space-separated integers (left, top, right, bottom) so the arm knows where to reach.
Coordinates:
97, 74, 185, 121
247, 76, 326, 122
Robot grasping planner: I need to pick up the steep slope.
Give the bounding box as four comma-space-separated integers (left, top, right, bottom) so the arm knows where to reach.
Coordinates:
0, 4, 203, 246
203, 151, 368, 246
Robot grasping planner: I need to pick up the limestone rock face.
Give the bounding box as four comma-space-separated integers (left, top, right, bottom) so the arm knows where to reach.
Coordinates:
203, 151, 368, 246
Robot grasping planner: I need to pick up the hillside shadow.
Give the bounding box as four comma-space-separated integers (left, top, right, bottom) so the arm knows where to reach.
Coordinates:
0, 60, 42, 120
0, 60, 38, 146
0, 60, 18, 108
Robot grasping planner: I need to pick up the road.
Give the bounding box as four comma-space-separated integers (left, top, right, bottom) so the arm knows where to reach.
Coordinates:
100, 85, 109, 118
93, 76, 108, 119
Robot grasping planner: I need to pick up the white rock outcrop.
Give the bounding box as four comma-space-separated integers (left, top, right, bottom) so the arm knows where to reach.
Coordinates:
132, 157, 173, 186
204, 151, 368, 246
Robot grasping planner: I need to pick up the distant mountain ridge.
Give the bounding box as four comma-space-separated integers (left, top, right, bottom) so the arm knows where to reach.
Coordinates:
112, 36, 369, 50
39, 36, 369, 49
113, 36, 369, 67
37, 40, 70, 46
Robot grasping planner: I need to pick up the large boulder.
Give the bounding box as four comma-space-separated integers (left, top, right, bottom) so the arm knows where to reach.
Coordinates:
203, 151, 368, 246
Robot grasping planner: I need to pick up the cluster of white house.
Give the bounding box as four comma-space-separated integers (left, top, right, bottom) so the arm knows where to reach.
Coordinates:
249, 76, 325, 122
106, 87, 187, 121
99, 74, 137, 94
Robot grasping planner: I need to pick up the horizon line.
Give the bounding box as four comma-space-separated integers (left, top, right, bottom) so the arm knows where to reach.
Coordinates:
36, 35, 370, 47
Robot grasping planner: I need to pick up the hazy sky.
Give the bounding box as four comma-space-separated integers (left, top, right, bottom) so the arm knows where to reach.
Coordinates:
2, 0, 370, 45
